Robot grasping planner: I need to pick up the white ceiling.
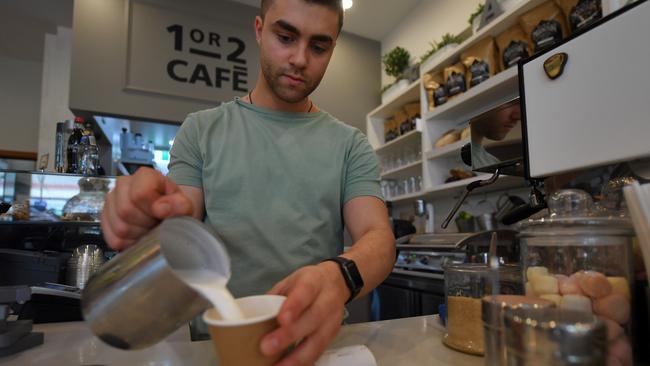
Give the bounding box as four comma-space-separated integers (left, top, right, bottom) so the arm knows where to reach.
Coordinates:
0, 0, 73, 61
228, 0, 422, 41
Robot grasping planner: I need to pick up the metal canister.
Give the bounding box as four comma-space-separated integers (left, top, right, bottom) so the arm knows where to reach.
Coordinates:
481, 295, 555, 366
503, 307, 607, 366
81, 216, 229, 350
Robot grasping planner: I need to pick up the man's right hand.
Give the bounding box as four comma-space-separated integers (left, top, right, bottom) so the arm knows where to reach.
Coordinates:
101, 168, 194, 251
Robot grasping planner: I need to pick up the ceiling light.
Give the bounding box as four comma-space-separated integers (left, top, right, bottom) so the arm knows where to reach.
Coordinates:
342, 0, 353, 11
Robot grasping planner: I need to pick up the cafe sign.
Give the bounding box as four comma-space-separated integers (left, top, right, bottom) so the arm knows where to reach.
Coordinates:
125, 0, 259, 103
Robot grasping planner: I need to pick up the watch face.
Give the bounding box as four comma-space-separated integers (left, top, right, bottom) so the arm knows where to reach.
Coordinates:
331, 257, 364, 303
342, 260, 364, 289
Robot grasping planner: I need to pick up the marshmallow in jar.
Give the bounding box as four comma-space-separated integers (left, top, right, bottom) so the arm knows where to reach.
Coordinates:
517, 189, 635, 344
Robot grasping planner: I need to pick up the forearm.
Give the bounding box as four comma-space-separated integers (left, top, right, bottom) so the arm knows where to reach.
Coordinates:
342, 227, 395, 298
320, 227, 395, 301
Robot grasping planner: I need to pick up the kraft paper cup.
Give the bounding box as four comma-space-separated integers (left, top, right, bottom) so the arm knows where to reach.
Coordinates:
203, 295, 287, 366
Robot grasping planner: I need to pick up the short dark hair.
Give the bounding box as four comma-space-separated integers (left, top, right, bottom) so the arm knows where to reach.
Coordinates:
260, 0, 344, 34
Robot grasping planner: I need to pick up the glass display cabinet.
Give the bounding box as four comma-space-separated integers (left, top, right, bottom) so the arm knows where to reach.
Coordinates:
0, 170, 116, 287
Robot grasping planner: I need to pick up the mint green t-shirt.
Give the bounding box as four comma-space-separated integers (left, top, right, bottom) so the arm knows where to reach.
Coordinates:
167, 98, 382, 297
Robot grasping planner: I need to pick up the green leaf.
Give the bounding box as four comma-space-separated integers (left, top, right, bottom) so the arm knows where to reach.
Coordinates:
419, 33, 463, 64
382, 46, 411, 79
381, 81, 396, 94
468, 2, 485, 25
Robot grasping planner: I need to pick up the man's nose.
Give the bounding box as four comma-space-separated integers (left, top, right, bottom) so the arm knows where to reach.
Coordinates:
289, 42, 308, 69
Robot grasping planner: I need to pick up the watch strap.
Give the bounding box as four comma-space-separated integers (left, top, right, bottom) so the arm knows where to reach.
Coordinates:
322, 256, 364, 304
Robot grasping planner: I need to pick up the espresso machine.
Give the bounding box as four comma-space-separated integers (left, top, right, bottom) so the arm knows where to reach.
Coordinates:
441, 1, 650, 361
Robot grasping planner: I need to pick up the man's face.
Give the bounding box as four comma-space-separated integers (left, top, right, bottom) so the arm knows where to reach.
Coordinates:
477, 104, 521, 141
255, 0, 339, 103
489, 104, 520, 140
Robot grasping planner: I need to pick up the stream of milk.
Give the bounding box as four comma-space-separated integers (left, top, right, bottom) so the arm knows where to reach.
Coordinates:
175, 270, 245, 320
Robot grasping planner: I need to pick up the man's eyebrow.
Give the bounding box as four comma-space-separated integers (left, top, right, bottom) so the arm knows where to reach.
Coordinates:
273, 19, 333, 44
311, 34, 333, 44
274, 20, 300, 35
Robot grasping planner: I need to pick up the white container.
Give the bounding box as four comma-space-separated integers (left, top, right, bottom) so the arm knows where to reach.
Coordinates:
472, 15, 482, 34
419, 43, 459, 75
498, 0, 525, 13
381, 79, 410, 104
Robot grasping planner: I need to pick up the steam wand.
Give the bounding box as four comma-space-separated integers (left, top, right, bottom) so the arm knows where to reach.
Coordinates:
441, 169, 501, 229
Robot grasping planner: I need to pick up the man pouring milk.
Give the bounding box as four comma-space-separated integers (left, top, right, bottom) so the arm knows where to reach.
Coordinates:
100, 0, 396, 365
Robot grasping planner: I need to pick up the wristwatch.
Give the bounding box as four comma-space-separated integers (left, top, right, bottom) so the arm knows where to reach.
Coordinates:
322, 256, 364, 304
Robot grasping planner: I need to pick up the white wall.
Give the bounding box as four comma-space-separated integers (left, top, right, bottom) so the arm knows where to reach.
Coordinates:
0, 56, 43, 153
312, 31, 380, 131
380, 0, 482, 86
0, 0, 73, 156
37, 27, 75, 171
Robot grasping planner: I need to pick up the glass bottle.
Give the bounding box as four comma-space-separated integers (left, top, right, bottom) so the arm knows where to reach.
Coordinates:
78, 135, 99, 176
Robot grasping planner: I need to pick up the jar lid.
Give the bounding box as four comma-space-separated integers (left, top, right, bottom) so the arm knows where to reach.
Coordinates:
516, 189, 633, 237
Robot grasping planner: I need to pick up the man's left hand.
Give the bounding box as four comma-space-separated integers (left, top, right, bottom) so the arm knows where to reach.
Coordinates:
262, 262, 349, 366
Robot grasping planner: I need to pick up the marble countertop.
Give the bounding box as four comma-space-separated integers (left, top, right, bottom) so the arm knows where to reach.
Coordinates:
1, 315, 483, 366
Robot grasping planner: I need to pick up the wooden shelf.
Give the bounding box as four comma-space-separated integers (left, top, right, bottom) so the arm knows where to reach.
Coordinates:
0, 150, 37, 161
427, 175, 526, 199
426, 138, 470, 161
380, 159, 422, 180
374, 129, 421, 154
368, 79, 421, 120
423, 67, 519, 123
384, 189, 427, 203
387, 175, 526, 204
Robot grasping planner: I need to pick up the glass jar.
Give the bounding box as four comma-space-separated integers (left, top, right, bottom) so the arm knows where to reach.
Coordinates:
517, 189, 635, 346
443, 263, 523, 355
62, 177, 111, 222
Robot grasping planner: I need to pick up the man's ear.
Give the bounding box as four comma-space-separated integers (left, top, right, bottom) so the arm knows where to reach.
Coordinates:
254, 16, 263, 44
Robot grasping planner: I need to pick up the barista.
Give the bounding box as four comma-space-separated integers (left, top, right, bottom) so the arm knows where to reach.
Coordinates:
100, 1, 395, 365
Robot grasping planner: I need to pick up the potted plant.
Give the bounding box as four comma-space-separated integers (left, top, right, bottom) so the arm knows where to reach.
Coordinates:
419, 41, 439, 65
381, 46, 411, 103
419, 33, 463, 73
468, 3, 485, 34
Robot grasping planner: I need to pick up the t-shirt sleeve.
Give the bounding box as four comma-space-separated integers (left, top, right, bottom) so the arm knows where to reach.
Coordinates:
167, 113, 203, 188
342, 130, 384, 205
